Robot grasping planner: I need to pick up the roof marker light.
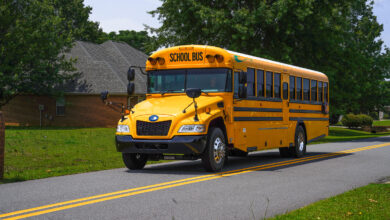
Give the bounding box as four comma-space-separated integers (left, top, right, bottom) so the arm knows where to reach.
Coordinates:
215, 54, 224, 63
148, 57, 157, 65
156, 57, 165, 65
206, 54, 215, 63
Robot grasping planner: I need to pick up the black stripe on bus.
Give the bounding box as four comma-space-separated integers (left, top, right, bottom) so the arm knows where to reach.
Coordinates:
289, 109, 323, 114
289, 100, 323, 105
234, 107, 282, 112
234, 117, 283, 122
289, 117, 329, 121
308, 134, 326, 143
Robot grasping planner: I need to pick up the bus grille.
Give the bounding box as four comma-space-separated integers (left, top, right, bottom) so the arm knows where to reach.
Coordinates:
136, 120, 172, 136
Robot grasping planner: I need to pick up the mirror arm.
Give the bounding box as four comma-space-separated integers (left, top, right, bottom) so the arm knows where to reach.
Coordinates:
129, 65, 147, 75
193, 98, 199, 122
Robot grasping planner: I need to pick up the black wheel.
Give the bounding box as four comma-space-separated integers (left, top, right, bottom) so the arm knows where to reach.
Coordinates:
201, 127, 227, 172
122, 153, 148, 170
279, 147, 291, 157
230, 149, 248, 157
290, 126, 306, 158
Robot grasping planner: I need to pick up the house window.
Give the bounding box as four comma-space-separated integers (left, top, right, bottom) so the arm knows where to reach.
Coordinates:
56, 98, 65, 116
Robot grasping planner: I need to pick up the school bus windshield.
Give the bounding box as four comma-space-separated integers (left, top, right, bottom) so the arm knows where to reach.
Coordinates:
147, 68, 232, 94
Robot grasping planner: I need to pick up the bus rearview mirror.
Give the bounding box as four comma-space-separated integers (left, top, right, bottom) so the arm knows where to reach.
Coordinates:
127, 68, 135, 81
127, 82, 135, 95
239, 72, 247, 84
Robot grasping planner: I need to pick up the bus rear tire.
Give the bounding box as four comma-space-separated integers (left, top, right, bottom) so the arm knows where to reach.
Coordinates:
122, 153, 148, 170
290, 126, 306, 158
201, 127, 226, 172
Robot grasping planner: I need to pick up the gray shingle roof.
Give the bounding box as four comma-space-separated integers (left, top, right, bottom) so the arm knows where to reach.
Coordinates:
63, 40, 147, 95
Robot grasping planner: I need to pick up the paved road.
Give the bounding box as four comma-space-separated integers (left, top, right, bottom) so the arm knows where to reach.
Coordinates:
1, 137, 390, 220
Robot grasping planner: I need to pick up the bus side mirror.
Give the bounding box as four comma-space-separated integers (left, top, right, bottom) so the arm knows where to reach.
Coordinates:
186, 88, 201, 98
127, 83, 135, 95
239, 72, 247, 84
100, 91, 109, 102
238, 85, 247, 98
127, 68, 135, 81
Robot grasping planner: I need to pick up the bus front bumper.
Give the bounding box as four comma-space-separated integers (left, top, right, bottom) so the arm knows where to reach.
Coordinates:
115, 135, 207, 155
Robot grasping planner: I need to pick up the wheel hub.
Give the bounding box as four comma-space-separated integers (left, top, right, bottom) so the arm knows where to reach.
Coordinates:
298, 133, 305, 151
213, 137, 225, 164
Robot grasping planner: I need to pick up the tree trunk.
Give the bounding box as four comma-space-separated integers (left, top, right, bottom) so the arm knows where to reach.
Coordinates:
0, 111, 4, 180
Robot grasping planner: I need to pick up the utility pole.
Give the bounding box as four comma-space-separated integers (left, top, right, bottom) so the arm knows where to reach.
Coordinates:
0, 111, 4, 180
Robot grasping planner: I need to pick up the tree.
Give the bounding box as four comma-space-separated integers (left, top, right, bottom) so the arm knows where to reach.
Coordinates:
0, 0, 103, 108
101, 30, 158, 55
149, 0, 390, 118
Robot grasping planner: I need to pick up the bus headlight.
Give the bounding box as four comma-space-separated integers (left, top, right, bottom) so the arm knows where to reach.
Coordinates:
117, 125, 130, 133
178, 124, 205, 133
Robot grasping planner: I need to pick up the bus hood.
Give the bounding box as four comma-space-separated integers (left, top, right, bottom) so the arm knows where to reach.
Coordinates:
131, 95, 223, 118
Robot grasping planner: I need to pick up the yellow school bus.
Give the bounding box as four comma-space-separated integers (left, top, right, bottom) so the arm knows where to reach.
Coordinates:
113, 45, 329, 172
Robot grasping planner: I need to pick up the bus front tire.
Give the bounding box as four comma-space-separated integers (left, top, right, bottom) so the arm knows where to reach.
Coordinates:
122, 153, 148, 170
290, 126, 306, 158
201, 127, 227, 172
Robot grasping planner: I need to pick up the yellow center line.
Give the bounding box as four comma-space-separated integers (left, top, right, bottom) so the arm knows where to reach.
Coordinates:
0, 151, 344, 218
2, 142, 390, 220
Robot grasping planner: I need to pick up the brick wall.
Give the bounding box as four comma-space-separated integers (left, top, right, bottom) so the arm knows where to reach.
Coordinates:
1, 94, 141, 127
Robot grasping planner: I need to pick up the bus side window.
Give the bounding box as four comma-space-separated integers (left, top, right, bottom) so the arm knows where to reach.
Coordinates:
266, 71, 273, 98
247, 68, 255, 97
324, 82, 328, 102
303, 78, 310, 101
257, 69, 264, 97
274, 73, 281, 98
311, 80, 317, 102
297, 77, 302, 100
318, 81, 323, 102
289, 76, 295, 100
234, 72, 239, 96
283, 82, 288, 100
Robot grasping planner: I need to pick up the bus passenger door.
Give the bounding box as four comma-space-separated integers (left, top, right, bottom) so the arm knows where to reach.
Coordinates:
282, 73, 290, 147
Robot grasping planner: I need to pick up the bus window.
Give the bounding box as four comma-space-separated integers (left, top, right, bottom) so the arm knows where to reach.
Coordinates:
266, 71, 273, 98
324, 82, 328, 102
311, 80, 317, 102
274, 73, 281, 98
303, 78, 310, 101
234, 72, 239, 96
289, 76, 295, 100
283, 82, 288, 100
318, 81, 323, 102
247, 68, 255, 97
257, 69, 264, 97
297, 77, 302, 100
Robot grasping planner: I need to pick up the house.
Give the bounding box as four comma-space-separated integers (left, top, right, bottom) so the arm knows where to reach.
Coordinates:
2, 40, 147, 127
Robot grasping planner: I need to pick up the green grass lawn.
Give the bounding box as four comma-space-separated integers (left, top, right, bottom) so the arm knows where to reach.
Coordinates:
270, 183, 390, 219
311, 127, 390, 144
373, 120, 390, 126
1, 127, 166, 184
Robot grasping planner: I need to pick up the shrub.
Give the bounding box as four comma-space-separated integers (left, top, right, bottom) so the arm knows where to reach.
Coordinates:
369, 111, 379, 120
341, 114, 361, 128
358, 114, 373, 127
341, 114, 373, 128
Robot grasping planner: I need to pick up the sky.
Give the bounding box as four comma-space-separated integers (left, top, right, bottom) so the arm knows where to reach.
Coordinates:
85, 0, 390, 48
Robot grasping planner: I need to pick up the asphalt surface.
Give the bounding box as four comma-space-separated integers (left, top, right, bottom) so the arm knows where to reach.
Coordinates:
1, 136, 390, 220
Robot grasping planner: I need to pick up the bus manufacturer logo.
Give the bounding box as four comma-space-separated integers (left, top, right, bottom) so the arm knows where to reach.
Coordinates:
149, 115, 159, 122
